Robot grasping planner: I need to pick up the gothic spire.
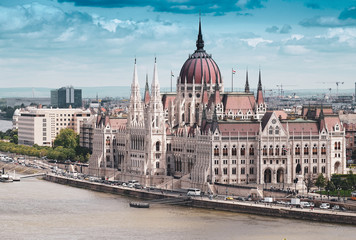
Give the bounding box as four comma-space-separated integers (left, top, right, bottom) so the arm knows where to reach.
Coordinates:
152, 57, 159, 87
257, 68, 262, 91
196, 14, 204, 51
132, 58, 138, 86
245, 69, 250, 93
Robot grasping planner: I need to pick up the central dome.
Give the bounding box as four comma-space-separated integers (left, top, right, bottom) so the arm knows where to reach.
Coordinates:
179, 19, 222, 85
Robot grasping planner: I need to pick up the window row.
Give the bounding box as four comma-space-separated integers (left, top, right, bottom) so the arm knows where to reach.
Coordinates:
214, 167, 254, 175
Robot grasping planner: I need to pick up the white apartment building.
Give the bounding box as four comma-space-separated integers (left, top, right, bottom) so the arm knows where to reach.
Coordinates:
17, 108, 91, 146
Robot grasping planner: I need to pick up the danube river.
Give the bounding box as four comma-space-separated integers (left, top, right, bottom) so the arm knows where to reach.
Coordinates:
0, 177, 354, 240
0, 119, 12, 132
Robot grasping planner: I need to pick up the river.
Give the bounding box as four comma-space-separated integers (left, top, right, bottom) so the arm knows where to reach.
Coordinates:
0, 119, 12, 132
0, 177, 354, 240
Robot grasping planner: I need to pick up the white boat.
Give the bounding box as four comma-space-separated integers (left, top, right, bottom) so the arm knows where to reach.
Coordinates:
0, 174, 14, 183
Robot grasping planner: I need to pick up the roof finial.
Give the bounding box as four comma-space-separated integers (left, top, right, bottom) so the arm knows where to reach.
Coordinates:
196, 13, 205, 51
245, 67, 250, 93
258, 67, 262, 91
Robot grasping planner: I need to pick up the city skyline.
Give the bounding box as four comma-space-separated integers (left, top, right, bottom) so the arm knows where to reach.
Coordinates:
0, 0, 355, 91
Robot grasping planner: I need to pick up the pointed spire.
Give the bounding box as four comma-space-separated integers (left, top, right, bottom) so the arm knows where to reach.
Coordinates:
258, 68, 262, 91
152, 57, 159, 87
319, 103, 324, 120
245, 68, 250, 93
196, 13, 205, 51
144, 73, 150, 104
132, 58, 138, 86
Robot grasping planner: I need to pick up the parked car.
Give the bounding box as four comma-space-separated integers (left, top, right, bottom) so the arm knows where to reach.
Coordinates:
320, 203, 330, 209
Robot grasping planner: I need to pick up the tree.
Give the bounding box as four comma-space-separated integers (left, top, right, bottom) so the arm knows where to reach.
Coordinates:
315, 174, 326, 197
325, 180, 336, 199
54, 129, 78, 149
304, 174, 314, 193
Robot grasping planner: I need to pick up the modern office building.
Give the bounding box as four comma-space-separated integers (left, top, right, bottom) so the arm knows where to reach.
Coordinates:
17, 108, 90, 146
51, 86, 82, 108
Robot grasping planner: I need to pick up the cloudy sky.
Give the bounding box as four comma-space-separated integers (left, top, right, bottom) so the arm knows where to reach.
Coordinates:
0, 0, 355, 93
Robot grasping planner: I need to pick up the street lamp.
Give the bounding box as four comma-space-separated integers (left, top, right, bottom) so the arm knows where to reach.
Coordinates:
247, 174, 249, 185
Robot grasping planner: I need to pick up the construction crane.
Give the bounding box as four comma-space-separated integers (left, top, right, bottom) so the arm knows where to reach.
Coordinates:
276, 84, 296, 98
318, 82, 344, 96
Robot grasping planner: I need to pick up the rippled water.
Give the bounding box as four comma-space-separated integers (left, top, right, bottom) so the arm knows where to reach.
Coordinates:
0, 120, 12, 132
0, 177, 354, 240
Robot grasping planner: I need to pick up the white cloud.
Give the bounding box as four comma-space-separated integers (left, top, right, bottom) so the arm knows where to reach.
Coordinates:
241, 38, 272, 47
281, 45, 310, 55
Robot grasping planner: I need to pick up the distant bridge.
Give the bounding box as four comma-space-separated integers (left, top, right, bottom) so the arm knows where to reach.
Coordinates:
20, 173, 46, 179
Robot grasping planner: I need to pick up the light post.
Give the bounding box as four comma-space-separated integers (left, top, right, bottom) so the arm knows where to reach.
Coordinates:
247, 174, 249, 185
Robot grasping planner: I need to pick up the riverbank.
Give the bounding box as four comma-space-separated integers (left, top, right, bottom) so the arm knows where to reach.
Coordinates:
44, 174, 356, 225
0, 162, 46, 175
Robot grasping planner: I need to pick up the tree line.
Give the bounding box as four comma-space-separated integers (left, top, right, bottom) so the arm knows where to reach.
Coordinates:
0, 128, 91, 162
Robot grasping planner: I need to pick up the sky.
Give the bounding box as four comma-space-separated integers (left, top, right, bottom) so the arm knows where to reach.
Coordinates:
0, 0, 355, 94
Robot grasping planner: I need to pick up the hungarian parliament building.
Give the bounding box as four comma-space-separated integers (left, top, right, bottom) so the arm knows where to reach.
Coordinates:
85, 20, 346, 191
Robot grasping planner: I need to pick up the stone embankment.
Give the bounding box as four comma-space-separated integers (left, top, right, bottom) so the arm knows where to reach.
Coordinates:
0, 162, 45, 175
44, 174, 356, 225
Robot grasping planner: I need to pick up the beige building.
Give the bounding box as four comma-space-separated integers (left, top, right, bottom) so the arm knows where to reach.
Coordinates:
18, 108, 91, 146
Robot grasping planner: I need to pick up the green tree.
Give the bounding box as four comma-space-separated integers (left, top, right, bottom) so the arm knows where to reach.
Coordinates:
315, 174, 326, 195
304, 174, 314, 193
54, 129, 78, 149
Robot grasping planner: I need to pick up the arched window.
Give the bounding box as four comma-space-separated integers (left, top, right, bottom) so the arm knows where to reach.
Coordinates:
275, 145, 280, 156
304, 166, 308, 174
304, 144, 309, 155
214, 168, 219, 175
275, 126, 279, 135
269, 126, 273, 135
232, 145, 237, 156
269, 145, 273, 156
313, 144, 317, 155
241, 145, 245, 156
313, 166, 317, 174
156, 141, 160, 151
214, 145, 219, 156
321, 166, 326, 173
263, 145, 267, 156
338, 142, 341, 150
295, 144, 300, 155
249, 145, 254, 156
223, 145, 228, 156
282, 145, 287, 156
334, 142, 338, 150
106, 137, 110, 146
321, 144, 326, 155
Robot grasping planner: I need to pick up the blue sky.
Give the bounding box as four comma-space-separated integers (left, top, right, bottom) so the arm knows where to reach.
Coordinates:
0, 0, 355, 93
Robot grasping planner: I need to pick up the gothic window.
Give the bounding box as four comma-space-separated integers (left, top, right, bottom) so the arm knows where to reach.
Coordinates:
241, 167, 245, 175
232, 145, 237, 156
106, 137, 110, 146
282, 145, 287, 156
338, 142, 341, 150
232, 168, 236, 174
214, 145, 219, 156
269, 126, 273, 135
269, 145, 273, 156
249, 167, 254, 175
214, 168, 219, 175
156, 141, 160, 151
304, 166, 308, 174
240, 145, 245, 156
322, 166, 326, 173
313, 144, 317, 155
263, 145, 267, 156
275, 126, 279, 135
295, 144, 300, 155
275, 145, 280, 156
321, 144, 326, 155
223, 145, 228, 156
156, 162, 160, 168
313, 166, 317, 174
223, 168, 228, 175
334, 142, 338, 150
249, 145, 254, 156
304, 144, 309, 155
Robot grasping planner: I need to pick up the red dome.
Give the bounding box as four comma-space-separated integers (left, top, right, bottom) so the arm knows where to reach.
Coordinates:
179, 51, 222, 85
179, 19, 222, 85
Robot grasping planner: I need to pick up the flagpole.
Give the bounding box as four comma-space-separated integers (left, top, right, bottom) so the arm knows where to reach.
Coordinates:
231, 68, 233, 92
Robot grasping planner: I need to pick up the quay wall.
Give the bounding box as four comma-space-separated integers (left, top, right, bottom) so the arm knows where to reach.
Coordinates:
43, 174, 356, 225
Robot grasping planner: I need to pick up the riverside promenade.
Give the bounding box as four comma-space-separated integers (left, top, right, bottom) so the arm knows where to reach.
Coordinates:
44, 174, 356, 225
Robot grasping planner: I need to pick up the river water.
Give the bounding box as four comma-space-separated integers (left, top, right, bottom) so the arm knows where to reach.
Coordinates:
0, 177, 354, 240
0, 119, 12, 132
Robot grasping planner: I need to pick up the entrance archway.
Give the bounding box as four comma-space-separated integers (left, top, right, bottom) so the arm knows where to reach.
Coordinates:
334, 162, 341, 174
264, 169, 272, 183
277, 168, 284, 183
